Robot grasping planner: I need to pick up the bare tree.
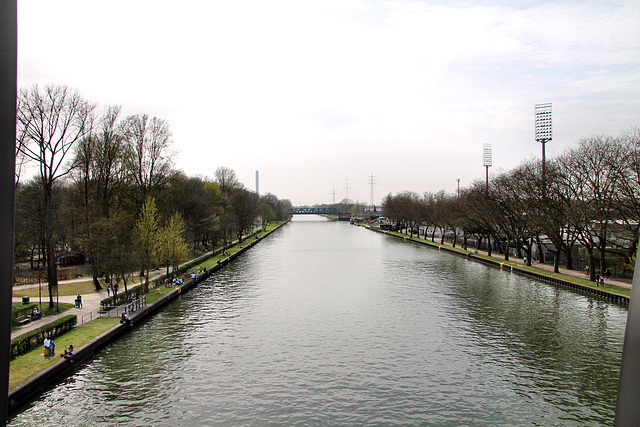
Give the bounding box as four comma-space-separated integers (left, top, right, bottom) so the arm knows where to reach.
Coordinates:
214, 166, 242, 195
561, 135, 623, 280
122, 113, 173, 205
16, 84, 94, 306
616, 127, 640, 266
73, 105, 128, 289
231, 188, 259, 241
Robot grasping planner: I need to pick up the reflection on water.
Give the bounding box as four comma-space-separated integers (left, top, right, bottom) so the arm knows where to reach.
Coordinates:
9, 216, 626, 426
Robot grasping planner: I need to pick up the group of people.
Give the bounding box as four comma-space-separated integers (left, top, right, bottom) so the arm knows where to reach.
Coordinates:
165, 277, 185, 287
106, 283, 119, 297
31, 307, 43, 319
585, 266, 612, 286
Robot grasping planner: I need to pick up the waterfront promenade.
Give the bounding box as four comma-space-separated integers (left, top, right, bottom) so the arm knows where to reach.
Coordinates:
391, 228, 632, 291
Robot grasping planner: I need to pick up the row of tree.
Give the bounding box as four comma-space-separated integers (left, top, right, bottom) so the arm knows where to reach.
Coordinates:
382, 128, 640, 281
15, 84, 291, 306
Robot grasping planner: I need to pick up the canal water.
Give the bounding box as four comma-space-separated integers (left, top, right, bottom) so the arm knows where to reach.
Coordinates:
9, 216, 627, 426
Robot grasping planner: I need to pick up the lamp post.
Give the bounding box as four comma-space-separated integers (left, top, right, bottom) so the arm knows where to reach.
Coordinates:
535, 103, 552, 193
457, 178, 460, 200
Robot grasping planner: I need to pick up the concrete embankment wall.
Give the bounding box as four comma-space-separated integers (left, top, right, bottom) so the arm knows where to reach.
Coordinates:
8, 221, 289, 413
370, 227, 630, 306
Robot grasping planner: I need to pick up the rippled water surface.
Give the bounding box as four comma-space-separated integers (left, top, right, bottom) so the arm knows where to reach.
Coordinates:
9, 216, 627, 425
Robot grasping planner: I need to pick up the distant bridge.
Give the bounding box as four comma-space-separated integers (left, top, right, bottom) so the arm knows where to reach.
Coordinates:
289, 207, 352, 220
290, 206, 340, 215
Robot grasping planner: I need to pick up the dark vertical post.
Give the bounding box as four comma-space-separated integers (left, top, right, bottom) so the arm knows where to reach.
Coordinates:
541, 141, 546, 192
0, 0, 17, 424
615, 241, 640, 425
485, 166, 489, 193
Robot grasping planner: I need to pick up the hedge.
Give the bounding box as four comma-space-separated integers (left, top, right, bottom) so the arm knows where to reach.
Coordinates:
10, 315, 77, 360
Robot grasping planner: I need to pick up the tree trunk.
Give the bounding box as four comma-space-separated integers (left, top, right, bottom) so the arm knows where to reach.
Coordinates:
565, 246, 574, 270
45, 190, 57, 308
599, 225, 607, 276
536, 239, 545, 264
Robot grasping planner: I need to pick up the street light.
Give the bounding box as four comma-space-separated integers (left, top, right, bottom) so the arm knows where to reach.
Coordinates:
535, 103, 552, 190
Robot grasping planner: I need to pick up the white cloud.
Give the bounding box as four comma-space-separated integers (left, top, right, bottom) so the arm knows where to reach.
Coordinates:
17, 0, 640, 204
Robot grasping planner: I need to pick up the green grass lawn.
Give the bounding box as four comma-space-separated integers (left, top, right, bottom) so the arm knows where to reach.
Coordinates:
12, 302, 74, 315
9, 317, 120, 389
13, 276, 146, 298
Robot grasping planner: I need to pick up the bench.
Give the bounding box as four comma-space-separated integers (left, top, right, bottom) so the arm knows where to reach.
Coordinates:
16, 316, 30, 326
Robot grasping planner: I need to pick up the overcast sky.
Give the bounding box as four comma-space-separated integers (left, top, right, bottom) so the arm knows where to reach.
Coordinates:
17, 0, 640, 206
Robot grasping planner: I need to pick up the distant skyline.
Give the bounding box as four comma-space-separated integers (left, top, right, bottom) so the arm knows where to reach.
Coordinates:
17, 0, 640, 206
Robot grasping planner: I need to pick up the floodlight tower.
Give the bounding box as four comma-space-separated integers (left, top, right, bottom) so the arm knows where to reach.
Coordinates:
535, 103, 552, 190
483, 143, 492, 193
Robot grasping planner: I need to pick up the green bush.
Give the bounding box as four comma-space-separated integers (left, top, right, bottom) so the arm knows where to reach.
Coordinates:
10, 315, 77, 359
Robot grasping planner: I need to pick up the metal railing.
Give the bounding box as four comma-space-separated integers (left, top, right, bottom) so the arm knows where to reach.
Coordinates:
93, 296, 147, 322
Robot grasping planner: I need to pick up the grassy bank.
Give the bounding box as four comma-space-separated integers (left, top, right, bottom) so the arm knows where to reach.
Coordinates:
9, 317, 120, 389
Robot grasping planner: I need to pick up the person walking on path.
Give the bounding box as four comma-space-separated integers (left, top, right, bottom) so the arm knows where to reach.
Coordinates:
76, 294, 82, 308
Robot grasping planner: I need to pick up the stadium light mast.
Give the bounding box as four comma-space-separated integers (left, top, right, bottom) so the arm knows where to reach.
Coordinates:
535, 103, 552, 191
483, 143, 492, 193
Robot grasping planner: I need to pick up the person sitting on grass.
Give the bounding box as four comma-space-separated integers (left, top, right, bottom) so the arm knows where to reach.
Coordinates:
61, 346, 73, 361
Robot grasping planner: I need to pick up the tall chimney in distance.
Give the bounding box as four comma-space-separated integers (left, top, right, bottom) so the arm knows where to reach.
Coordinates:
256, 170, 259, 197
